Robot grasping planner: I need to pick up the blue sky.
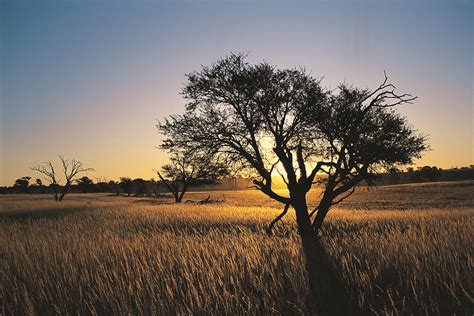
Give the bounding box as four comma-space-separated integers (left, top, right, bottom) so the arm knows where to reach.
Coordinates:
1, 0, 472, 185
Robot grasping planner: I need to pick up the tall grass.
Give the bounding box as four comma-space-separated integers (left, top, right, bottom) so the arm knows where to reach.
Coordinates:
1, 184, 473, 315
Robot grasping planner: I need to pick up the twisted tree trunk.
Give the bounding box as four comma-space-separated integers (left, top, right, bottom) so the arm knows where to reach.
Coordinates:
58, 182, 71, 201
312, 199, 331, 232
292, 196, 349, 314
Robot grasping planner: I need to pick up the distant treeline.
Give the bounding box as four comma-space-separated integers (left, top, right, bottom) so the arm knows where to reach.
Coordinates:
2, 166, 473, 195
375, 166, 474, 185
0, 176, 253, 195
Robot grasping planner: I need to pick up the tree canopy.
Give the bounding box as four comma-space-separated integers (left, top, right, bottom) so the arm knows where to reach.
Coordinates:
159, 54, 427, 234
157, 54, 417, 312
156, 150, 228, 203
158, 54, 427, 311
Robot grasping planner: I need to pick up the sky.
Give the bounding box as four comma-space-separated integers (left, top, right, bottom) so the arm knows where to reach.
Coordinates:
1, 0, 472, 186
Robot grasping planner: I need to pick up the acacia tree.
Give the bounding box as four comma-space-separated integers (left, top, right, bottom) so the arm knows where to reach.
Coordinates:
31, 155, 94, 201
13, 176, 31, 193
156, 150, 228, 203
119, 177, 133, 196
158, 54, 427, 311
76, 176, 94, 193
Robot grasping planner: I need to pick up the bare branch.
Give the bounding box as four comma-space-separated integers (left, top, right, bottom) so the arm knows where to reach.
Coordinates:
331, 185, 357, 206
31, 156, 93, 201
267, 203, 290, 236
308, 206, 319, 218
253, 179, 290, 204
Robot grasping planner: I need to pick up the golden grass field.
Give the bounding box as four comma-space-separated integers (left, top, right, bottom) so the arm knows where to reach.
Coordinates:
1, 181, 473, 315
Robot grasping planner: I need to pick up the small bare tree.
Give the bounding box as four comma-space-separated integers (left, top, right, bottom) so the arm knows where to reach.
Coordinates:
31, 155, 94, 201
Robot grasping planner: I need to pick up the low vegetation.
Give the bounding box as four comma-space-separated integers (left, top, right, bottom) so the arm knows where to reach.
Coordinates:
1, 181, 473, 314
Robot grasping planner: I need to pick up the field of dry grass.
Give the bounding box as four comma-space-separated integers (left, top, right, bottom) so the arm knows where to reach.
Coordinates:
1, 181, 473, 315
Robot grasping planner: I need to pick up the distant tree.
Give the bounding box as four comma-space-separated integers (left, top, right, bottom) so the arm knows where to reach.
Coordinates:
95, 177, 108, 184
158, 54, 427, 311
156, 151, 228, 203
108, 180, 120, 196
132, 178, 149, 196
30, 178, 46, 194
149, 178, 162, 197
119, 177, 133, 196
388, 167, 401, 183
76, 176, 94, 193
93, 177, 109, 193
13, 176, 31, 193
31, 155, 94, 201
418, 166, 441, 181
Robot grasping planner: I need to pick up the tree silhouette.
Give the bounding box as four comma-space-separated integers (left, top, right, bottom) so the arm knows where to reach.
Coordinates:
31, 155, 93, 201
418, 166, 442, 181
156, 150, 228, 203
13, 176, 31, 193
76, 176, 94, 193
119, 177, 133, 196
108, 180, 121, 196
158, 54, 427, 312
132, 178, 149, 197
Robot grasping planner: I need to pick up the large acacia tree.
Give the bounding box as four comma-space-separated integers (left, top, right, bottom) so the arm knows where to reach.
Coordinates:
158, 54, 427, 311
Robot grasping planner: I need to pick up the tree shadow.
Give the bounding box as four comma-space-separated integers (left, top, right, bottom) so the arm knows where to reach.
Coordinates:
132, 198, 175, 205
305, 237, 362, 315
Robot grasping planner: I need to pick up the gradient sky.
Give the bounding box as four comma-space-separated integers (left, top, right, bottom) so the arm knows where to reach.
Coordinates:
1, 0, 472, 186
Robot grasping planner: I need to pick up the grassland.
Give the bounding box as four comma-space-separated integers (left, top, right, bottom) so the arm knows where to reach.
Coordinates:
1, 181, 473, 315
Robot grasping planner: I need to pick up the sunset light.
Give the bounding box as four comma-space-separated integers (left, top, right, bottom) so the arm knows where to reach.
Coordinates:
1, 1, 472, 315
1, 1, 472, 185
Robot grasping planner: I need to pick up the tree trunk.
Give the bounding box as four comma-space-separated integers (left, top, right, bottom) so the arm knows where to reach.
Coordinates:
293, 198, 349, 315
58, 183, 70, 201
173, 190, 181, 203
176, 183, 188, 203
52, 184, 59, 201
312, 200, 331, 233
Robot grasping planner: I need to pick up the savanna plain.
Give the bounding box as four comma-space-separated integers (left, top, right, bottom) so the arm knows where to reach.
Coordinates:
1, 181, 473, 315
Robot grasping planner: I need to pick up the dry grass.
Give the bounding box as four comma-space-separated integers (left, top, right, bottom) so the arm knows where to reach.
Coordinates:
1, 181, 473, 315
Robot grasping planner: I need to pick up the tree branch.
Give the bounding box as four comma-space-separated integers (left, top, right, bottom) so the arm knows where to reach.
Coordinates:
267, 203, 290, 236
253, 179, 290, 204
